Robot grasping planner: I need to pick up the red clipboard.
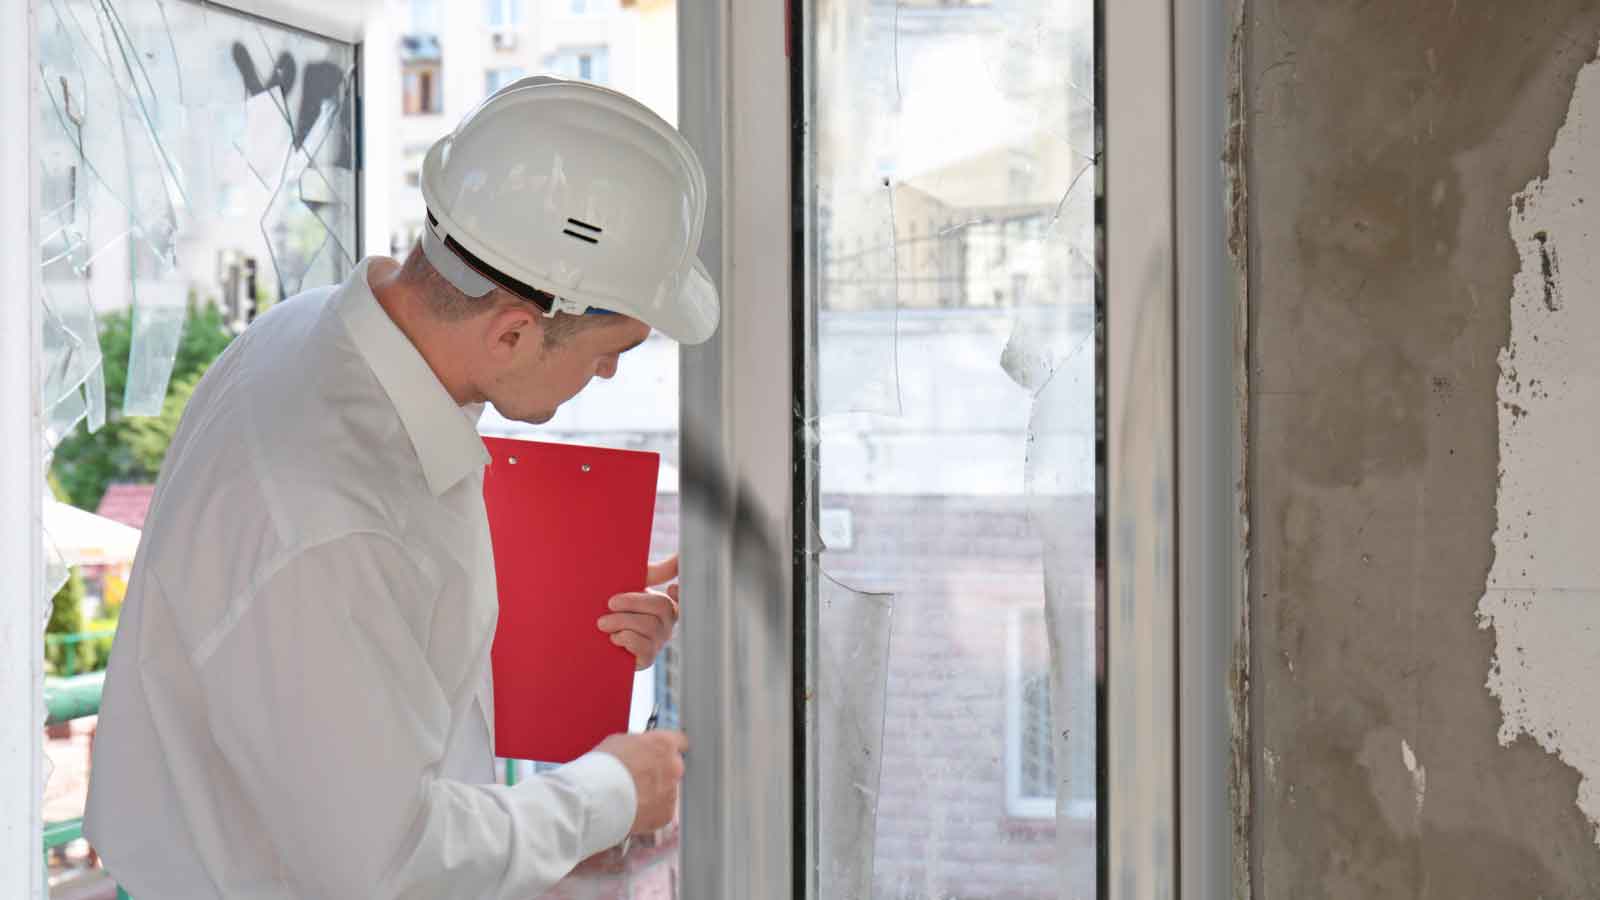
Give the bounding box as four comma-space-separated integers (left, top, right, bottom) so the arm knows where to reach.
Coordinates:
482, 436, 660, 763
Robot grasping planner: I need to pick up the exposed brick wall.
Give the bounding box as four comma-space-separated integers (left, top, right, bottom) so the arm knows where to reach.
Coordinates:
632, 493, 1093, 898
820, 494, 1094, 899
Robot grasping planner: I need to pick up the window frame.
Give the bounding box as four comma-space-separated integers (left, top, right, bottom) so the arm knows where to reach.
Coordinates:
2, 1, 44, 893
485, 0, 525, 30
485, 65, 527, 96
9, 5, 374, 896
545, 46, 611, 84
1005, 607, 1057, 820
676, 1, 797, 899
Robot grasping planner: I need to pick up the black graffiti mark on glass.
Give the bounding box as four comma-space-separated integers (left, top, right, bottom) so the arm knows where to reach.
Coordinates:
231, 44, 353, 170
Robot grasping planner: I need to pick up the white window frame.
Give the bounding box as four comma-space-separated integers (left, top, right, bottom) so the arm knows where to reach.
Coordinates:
677, 1, 795, 898
2, 3, 44, 896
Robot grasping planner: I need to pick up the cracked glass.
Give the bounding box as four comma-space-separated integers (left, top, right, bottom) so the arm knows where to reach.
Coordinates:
36, 0, 357, 872
808, 1, 1097, 897
38, 0, 357, 432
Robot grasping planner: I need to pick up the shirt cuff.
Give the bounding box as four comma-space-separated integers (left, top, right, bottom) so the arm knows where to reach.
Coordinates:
555, 751, 637, 857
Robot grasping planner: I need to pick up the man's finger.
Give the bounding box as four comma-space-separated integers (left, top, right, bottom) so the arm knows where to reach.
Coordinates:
609, 630, 652, 665
597, 612, 671, 642
646, 554, 679, 587
654, 730, 689, 753
608, 591, 676, 621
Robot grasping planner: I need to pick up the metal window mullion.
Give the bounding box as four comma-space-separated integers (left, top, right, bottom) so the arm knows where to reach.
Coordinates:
1175, 0, 1242, 896
1103, 0, 1179, 895
678, 0, 796, 898
2, 0, 45, 896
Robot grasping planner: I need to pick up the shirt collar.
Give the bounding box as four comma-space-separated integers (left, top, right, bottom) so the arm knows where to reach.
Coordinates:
336, 258, 491, 496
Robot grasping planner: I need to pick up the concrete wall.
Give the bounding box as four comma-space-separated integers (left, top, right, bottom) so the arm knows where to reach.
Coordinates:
1244, 2, 1600, 896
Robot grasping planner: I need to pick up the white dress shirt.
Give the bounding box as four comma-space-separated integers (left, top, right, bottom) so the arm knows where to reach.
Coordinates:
84, 258, 636, 899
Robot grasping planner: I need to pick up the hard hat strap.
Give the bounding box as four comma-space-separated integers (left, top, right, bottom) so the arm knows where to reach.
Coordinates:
420, 217, 497, 299
425, 210, 559, 313
424, 210, 618, 319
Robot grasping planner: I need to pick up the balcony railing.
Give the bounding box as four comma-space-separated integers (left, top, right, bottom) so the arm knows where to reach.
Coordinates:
41, 660, 127, 899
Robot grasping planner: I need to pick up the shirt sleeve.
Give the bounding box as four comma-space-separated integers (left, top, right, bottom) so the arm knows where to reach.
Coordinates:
195, 532, 637, 900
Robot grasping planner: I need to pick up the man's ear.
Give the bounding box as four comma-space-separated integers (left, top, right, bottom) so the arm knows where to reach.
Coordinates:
483, 300, 540, 360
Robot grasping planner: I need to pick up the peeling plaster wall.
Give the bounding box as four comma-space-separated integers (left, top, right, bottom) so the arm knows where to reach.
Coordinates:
1482, 52, 1600, 848
1245, 2, 1600, 896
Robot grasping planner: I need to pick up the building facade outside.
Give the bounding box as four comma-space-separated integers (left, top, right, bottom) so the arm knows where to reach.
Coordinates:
389, 0, 679, 256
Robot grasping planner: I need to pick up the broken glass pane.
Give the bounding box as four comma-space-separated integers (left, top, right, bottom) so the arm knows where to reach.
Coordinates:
37, 0, 360, 433
124, 255, 188, 416
40, 283, 101, 436
34, 0, 362, 791
41, 502, 72, 602
810, 1, 1097, 897
815, 0, 904, 417
816, 575, 895, 900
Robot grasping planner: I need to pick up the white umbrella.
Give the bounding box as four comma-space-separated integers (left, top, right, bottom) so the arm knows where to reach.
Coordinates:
42, 498, 143, 567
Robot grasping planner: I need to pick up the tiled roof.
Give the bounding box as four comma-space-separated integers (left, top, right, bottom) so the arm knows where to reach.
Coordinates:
96, 482, 156, 530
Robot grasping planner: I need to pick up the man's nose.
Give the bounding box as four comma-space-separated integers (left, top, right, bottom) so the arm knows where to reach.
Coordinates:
597, 359, 618, 379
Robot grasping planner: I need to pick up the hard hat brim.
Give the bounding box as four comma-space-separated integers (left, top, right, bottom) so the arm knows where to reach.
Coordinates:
657, 258, 720, 346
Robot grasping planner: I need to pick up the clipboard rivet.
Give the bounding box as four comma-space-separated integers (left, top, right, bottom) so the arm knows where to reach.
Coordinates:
581, 464, 592, 473
508, 457, 519, 465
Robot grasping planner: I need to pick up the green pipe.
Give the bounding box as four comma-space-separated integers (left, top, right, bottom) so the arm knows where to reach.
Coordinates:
42, 817, 83, 851
44, 672, 105, 725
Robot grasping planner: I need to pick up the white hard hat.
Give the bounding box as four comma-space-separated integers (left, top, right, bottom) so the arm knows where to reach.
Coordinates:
419, 76, 719, 344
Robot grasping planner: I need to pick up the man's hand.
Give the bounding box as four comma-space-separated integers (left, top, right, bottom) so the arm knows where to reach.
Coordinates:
596, 731, 688, 834
597, 555, 681, 670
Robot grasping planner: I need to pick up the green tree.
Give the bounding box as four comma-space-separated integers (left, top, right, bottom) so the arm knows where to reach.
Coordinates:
50, 304, 234, 510
123, 371, 202, 474
45, 567, 86, 675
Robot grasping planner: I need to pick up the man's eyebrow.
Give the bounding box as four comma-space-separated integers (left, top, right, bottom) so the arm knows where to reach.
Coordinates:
617, 336, 649, 354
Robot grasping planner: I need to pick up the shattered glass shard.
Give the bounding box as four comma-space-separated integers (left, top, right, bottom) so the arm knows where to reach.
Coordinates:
124, 230, 188, 417
236, 88, 296, 195
44, 381, 89, 454
85, 358, 107, 433
42, 512, 71, 601
816, 178, 902, 417
261, 172, 330, 299
40, 282, 103, 436
816, 574, 895, 900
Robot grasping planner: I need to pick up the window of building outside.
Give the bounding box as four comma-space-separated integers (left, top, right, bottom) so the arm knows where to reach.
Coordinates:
544, 47, 610, 85
570, 0, 590, 14
1006, 605, 1091, 820
403, 65, 442, 115
486, 66, 527, 96
486, 0, 525, 28
809, 0, 1095, 897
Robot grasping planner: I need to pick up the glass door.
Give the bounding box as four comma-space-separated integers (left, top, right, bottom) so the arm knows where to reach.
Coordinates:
801, 2, 1098, 897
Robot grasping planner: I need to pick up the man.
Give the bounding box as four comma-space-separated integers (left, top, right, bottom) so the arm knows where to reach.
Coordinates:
84, 77, 719, 898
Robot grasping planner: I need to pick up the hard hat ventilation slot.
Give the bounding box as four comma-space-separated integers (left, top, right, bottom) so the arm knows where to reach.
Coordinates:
564, 218, 602, 245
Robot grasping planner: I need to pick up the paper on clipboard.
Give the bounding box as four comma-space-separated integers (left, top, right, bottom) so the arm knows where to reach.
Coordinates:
481, 436, 660, 763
